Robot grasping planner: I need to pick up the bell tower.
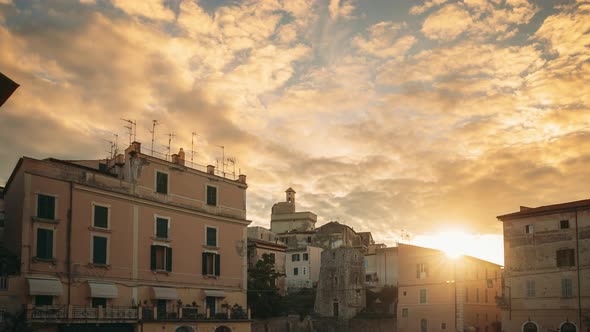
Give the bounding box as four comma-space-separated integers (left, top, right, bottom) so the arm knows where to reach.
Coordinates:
286, 187, 296, 205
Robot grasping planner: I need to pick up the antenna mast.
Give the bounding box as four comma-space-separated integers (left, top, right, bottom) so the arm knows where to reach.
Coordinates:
150, 120, 160, 156
191, 132, 199, 163
227, 157, 236, 179
216, 145, 225, 177
121, 118, 136, 144
164, 132, 176, 161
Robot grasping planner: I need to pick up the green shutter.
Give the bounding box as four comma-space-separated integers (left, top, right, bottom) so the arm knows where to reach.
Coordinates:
202, 252, 207, 275
215, 254, 220, 276
93, 236, 107, 264
156, 172, 168, 194
150, 245, 157, 270
37, 195, 55, 220
166, 247, 172, 272
36, 228, 53, 259
206, 227, 216, 246
156, 218, 168, 238
94, 205, 108, 228
207, 186, 217, 206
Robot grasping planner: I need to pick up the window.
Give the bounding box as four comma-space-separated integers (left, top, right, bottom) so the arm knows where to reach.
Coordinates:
525, 224, 534, 234
293, 267, 298, 275
416, 263, 428, 279
420, 319, 428, 332
561, 322, 577, 332
561, 278, 573, 297
307, 236, 312, 243
35, 295, 53, 306
303, 253, 309, 261
560, 220, 570, 229
206, 227, 217, 247
0, 211, 4, 227
37, 194, 55, 220
206, 296, 216, 316
526, 280, 535, 297
303, 267, 307, 275
441, 323, 447, 329
202, 252, 220, 276
36, 228, 53, 259
419, 289, 427, 304
0, 277, 8, 290
206, 185, 217, 206
93, 204, 109, 228
523, 322, 538, 332
401, 308, 408, 318
150, 245, 172, 272
92, 297, 107, 308
556, 249, 575, 267
156, 171, 168, 194
292, 254, 300, 262
155, 217, 169, 239
92, 236, 108, 265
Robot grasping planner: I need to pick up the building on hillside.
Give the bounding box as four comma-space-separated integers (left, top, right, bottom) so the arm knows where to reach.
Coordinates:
397, 243, 502, 332
284, 246, 322, 292
497, 200, 590, 332
313, 221, 362, 250
0, 142, 252, 332
246, 226, 287, 294
270, 188, 316, 234
315, 247, 366, 319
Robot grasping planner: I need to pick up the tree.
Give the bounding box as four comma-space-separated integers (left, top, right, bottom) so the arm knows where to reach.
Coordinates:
247, 253, 284, 318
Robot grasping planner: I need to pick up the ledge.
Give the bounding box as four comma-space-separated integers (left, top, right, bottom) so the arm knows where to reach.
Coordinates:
31, 217, 60, 224
32, 257, 57, 264
89, 226, 112, 233
88, 263, 111, 269
152, 236, 171, 243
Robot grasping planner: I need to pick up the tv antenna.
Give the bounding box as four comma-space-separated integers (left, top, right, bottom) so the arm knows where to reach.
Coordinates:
216, 145, 225, 176
164, 132, 176, 161
121, 118, 136, 144
149, 120, 160, 156
191, 132, 199, 163
226, 157, 236, 179
102, 133, 118, 159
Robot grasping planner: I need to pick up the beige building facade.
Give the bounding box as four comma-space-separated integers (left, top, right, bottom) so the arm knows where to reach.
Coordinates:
397, 244, 502, 332
0, 142, 252, 332
498, 200, 590, 332
246, 226, 287, 294
284, 246, 322, 291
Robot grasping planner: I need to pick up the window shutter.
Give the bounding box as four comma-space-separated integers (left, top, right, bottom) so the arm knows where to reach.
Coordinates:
94, 206, 108, 228
202, 252, 207, 275
93, 236, 107, 264
166, 247, 172, 272
215, 254, 221, 276
36, 229, 46, 258
150, 245, 157, 270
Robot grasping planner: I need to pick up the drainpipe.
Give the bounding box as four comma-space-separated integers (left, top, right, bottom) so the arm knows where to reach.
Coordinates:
575, 209, 582, 330
66, 182, 73, 306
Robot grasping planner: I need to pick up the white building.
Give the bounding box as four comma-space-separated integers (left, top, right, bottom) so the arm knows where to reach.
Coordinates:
284, 246, 322, 291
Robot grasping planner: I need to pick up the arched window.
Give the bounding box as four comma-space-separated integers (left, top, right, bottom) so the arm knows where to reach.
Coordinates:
420, 318, 428, 332
523, 322, 537, 332
175, 327, 194, 332
561, 322, 576, 332
215, 326, 231, 332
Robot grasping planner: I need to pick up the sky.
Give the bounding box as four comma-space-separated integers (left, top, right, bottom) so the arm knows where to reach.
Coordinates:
1, 0, 590, 265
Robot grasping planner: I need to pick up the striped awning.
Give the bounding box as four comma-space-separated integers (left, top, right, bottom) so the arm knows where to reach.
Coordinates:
152, 287, 178, 300
88, 282, 118, 299
203, 290, 226, 298
27, 277, 63, 296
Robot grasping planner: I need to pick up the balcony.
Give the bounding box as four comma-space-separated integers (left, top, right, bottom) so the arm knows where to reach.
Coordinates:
25, 304, 250, 324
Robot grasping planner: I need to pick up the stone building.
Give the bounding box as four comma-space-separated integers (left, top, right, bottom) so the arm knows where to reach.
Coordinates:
313, 221, 362, 250
397, 244, 502, 332
315, 247, 366, 319
0, 142, 252, 332
247, 226, 287, 294
497, 200, 590, 332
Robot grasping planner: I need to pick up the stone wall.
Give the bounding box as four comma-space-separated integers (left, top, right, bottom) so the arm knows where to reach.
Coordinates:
251, 316, 396, 332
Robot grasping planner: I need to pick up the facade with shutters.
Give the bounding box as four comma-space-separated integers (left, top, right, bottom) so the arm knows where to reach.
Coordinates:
0, 142, 251, 332
498, 200, 590, 332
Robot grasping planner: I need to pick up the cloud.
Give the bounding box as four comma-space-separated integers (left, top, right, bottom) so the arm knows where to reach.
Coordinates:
421, 4, 472, 41
328, 0, 355, 20
111, 0, 174, 21
353, 22, 417, 58
410, 0, 448, 15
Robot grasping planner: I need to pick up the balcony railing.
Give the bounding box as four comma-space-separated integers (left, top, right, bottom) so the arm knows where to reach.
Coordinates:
25, 304, 250, 323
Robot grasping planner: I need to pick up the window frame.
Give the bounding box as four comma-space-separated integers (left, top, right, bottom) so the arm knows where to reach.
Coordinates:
151, 244, 172, 272
91, 202, 110, 229
419, 288, 428, 304
302, 253, 309, 261
206, 185, 218, 206
560, 220, 570, 229
36, 193, 57, 220
525, 224, 534, 234
293, 267, 299, 276
91, 233, 109, 265
35, 226, 55, 260
526, 279, 535, 297
561, 278, 573, 298
292, 253, 300, 262
155, 170, 169, 195
202, 251, 220, 276
205, 226, 218, 247
401, 308, 408, 318
416, 263, 428, 279
556, 248, 575, 268
154, 215, 170, 240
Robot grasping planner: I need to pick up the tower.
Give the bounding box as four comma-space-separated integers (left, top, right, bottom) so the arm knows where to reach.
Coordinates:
286, 187, 296, 205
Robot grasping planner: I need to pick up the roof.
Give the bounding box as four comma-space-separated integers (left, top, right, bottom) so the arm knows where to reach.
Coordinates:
397, 243, 502, 267
497, 198, 590, 220
247, 238, 287, 250
286, 187, 296, 193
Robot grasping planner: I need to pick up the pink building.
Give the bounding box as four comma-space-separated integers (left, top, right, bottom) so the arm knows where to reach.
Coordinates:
0, 142, 251, 332
397, 244, 502, 332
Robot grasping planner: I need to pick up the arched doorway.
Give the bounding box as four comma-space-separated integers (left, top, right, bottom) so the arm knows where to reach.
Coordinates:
175, 327, 194, 332
523, 322, 537, 332
561, 322, 576, 332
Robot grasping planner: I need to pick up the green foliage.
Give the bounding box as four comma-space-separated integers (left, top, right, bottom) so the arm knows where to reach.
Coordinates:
247, 253, 285, 318
281, 288, 316, 319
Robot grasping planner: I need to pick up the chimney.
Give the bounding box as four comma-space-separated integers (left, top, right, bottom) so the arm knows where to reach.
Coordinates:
238, 174, 247, 184
131, 141, 141, 153
520, 206, 532, 212
171, 154, 179, 164
178, 148, 185, 166
207, 165, 215, 174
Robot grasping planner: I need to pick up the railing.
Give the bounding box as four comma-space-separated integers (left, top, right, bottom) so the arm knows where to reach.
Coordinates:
26, 304, 249, 323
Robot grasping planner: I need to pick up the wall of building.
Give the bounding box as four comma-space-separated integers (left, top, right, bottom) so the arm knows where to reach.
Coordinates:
315, 248, 365, 320
313, 222, 362, 250
285, 246, 322, 291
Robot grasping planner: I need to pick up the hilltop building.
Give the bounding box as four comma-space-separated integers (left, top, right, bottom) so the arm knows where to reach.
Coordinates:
397, 243, 502, 332
497, 200, 590, 332
0, 142, 252, 332
246, 226, 287, 294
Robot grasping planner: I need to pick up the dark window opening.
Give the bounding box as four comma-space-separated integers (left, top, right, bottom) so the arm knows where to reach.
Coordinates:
202, 252, 220, 276
36, 228, 53, 259
93, 236, 107, 265
93, 205, 109, 228
206, 296, 216, 316
303, 253, 309, 261
293, 267, 298, 275
92, 297, 107, 308
206, 227, 217, 246
156, 218, 169, 239
37, 194, 55, 220
206, 186, 217, 206
156, 172, 168, 194
560, 220, 570, 229
556, 249, 575, 267
150, 245, 172, 272
35, 295, 53, 306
